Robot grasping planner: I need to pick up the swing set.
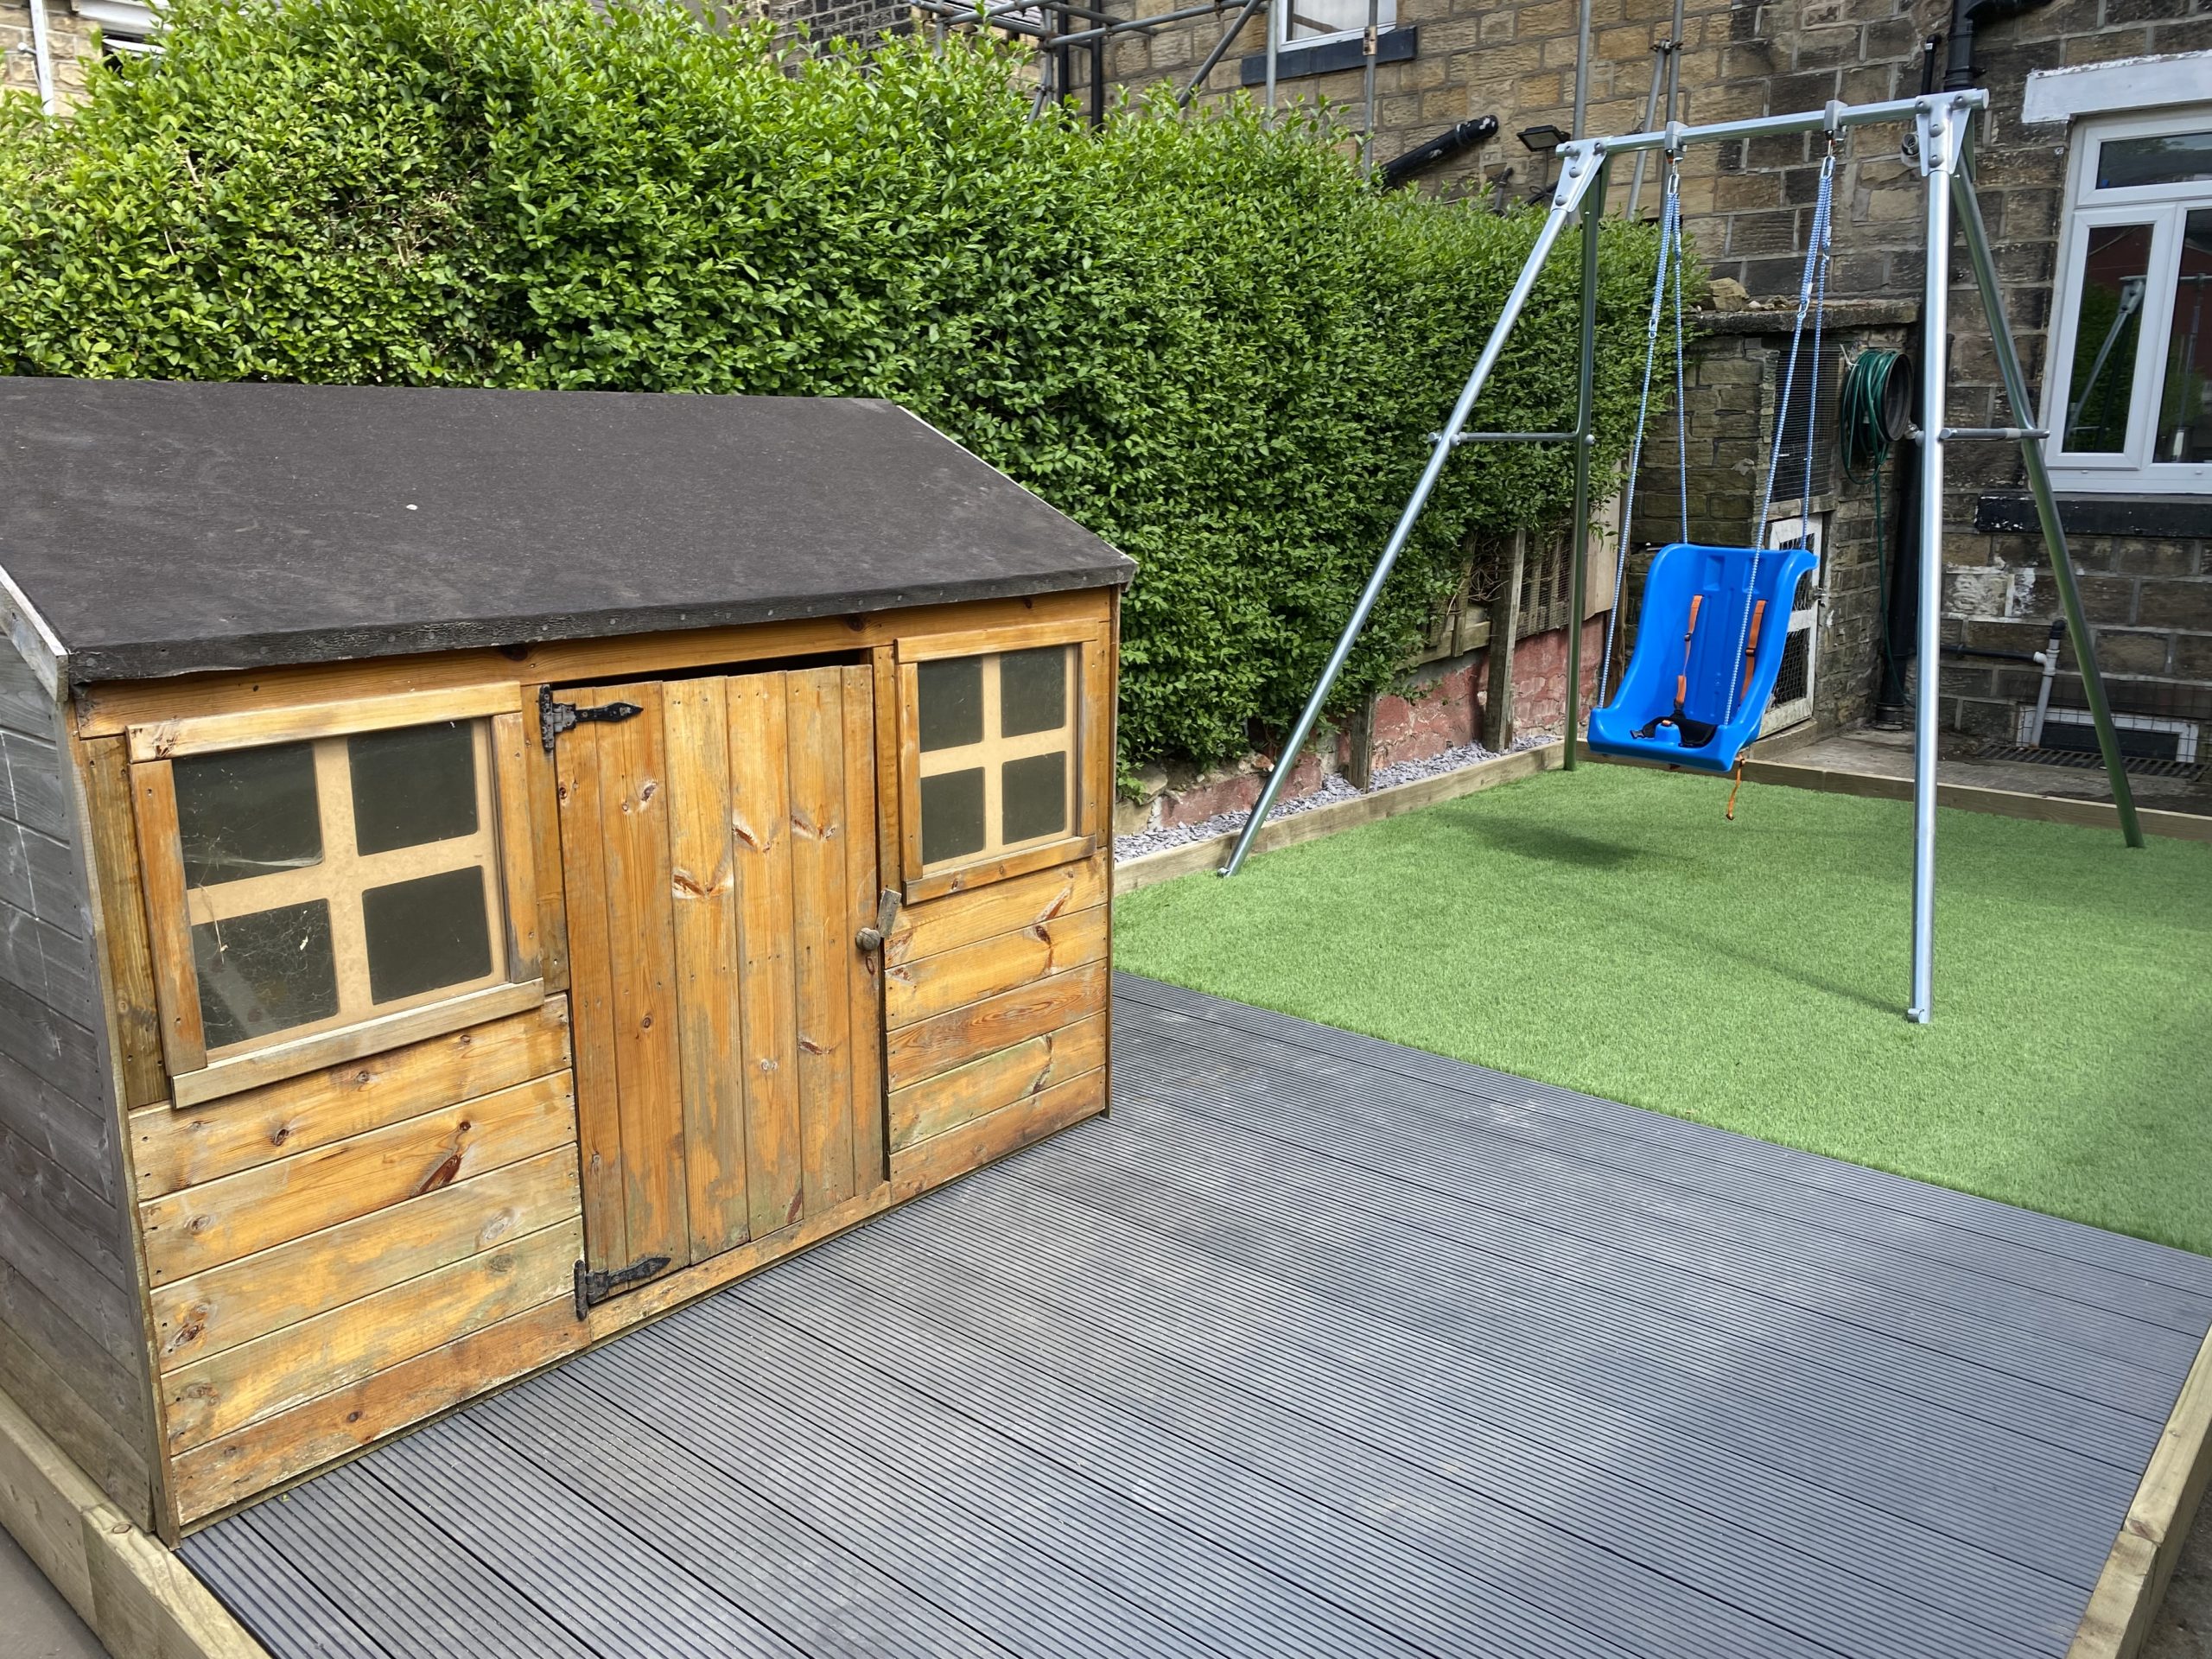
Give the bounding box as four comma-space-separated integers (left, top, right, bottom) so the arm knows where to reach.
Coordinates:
1222, 90, 2145, 1023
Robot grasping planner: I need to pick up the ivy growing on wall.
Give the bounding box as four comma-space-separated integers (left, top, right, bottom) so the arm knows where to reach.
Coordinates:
0, 0, 1667, 768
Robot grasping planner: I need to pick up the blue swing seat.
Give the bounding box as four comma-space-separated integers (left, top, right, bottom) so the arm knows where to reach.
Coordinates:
1586, 541, 1819, 775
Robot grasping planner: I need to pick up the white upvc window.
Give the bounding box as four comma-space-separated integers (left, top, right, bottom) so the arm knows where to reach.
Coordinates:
2041, 108, 2212, 495
1272, 0, 1394, 50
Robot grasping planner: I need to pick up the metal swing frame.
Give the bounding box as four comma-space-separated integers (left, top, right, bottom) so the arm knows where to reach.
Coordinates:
1219, 89, 2145, 1024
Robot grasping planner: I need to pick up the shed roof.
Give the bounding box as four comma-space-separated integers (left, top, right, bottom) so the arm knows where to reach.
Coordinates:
0, 378, 1133, 687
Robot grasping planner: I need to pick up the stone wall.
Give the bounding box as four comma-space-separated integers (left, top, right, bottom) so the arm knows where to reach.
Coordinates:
1, 0, 99, 105
1116, 617, 1603, 833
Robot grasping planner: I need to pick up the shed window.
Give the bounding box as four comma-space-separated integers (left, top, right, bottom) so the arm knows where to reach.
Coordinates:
175, 721, 505, 1054
915, 646, 1079, 873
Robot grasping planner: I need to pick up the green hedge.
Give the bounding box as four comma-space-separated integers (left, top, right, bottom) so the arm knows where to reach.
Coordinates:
0, 0, 1664, 770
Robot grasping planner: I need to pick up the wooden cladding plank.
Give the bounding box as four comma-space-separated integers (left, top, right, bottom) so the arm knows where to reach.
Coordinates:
149, 1147, 582, 1373
138, 1071, 575, 1286
664, 679, 750, 1262
554, 688, 630, 1276
886, 960, 1109, 1091
843, 664, 887, 1194
903, 836, 1096, 907
594, 685, 689, 1272
128, 758, 206, 1078
170, 1296, 585, 1527
894, 617, 1105, 664
0, 1268, 154, 1527
786, 668, 856, 1217
889, 1065, 1106, 1202
125, 683, 523, 764
728, 674, 804, 1240
884, 857, 1105, 969
130, 997, 571, 1198
884, 905, 1109, 1030
888, 1012, 1107, 1152
172, 979, 548, 1111
522, 690, 570, 994
490, 711, 542, 983
162, 1219, 579, 1454
78, 737, 166, 1110
0, 1122, 130, 1292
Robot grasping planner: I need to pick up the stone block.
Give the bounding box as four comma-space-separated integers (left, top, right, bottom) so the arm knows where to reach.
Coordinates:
2061, 28, 2151, 65
2073, 575, 2139, 627
2138, 580, 2212, 635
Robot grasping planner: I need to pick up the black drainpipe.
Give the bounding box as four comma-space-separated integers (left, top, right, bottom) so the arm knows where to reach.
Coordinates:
1942, 0, 2056, 92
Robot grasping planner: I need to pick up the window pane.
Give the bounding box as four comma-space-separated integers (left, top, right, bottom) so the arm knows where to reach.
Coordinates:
918, 658, 983, 752
193, 899, 338, 1048
2098, 130, 2212, 190
2062, 223, 2154, 453
1002, 752, 1068, 844
350, 722, 479, 855
362, 867, 493, 1004
2156, 209, 2212, 466
175, 743, 321, 888
919, 768, 986, 865
1284, 0, 1387, 39
1000, 646, 1070, 738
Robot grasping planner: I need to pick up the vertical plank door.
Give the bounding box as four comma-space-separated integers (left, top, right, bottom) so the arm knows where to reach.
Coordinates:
554, 668, 884, 1306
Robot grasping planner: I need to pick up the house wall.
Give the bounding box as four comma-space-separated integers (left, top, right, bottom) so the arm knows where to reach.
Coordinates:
0, 0, 96, 105
1098, 0, 2212, 756
0, 649, 161, 1532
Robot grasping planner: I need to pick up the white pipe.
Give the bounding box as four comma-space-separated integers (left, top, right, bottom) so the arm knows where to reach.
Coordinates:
26, 0, 58, 115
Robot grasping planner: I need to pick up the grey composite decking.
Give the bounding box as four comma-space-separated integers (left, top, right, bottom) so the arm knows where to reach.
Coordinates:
181, 974, 2212, 1659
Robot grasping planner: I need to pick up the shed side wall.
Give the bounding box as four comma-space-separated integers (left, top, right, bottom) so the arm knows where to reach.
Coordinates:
0, 646, 157, 1527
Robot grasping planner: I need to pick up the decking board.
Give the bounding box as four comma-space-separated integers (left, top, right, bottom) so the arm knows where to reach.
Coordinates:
180, 974, 2212, 1659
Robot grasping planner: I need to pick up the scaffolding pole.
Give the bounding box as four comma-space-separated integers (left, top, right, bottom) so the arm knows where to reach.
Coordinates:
1218, 88, 2142, 1023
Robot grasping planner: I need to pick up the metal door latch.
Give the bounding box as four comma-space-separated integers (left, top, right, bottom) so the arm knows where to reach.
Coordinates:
540, 684, 644, 751
855, 888, 902, 954
574, 1255, 670, 1319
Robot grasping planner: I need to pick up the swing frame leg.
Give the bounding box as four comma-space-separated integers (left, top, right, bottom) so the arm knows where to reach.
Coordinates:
1951, 132, 2145, 854
1905, 100, 1959, 1025
1564, 154, 1605, 770
1218, 145, 1609, 875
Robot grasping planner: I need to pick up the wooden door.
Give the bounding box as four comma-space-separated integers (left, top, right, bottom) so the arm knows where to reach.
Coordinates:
552, 665, 885, 1305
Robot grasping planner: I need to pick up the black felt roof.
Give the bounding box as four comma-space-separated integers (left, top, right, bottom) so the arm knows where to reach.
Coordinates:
0, 378, 1133, 685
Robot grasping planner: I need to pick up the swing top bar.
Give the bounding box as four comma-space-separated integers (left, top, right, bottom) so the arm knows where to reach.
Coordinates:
1554, 88, 1987, 168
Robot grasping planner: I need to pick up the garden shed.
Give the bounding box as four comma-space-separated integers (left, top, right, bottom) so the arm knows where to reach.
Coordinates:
0, 375, 1130, 1543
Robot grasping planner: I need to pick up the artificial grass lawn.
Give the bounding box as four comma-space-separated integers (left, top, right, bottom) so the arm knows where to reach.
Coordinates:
1115, 763, 2212, 1254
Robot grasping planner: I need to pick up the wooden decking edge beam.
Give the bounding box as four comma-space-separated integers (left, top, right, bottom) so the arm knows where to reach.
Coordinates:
2069, 1323, 2212, 1659
1738, 756, 2212, 842
0, 1378, 266, 1659
1114, 741, 1567, 895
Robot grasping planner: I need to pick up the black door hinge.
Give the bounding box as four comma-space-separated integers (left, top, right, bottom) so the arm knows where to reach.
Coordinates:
541, 684, 645, 751
575, 1254, 671, 1318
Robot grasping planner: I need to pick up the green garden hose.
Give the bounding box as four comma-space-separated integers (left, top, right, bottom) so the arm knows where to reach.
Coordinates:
1840, 347, 1914, 697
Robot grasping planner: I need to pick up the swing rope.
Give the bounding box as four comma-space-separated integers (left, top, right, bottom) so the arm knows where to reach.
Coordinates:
1724, 131, 1836, 821
1736, 137, 1837, 721
1595, 150, 1690, 711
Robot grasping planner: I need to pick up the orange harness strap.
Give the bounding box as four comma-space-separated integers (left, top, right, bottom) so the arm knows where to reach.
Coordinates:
1675, 594, 1703, 708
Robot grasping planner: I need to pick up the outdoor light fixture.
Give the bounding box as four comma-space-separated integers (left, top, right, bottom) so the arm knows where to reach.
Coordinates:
1516, 124, 1568, 152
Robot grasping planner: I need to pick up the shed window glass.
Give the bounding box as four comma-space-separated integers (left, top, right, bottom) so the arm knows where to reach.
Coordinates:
914, 645, 1079, 874
175, 719, 508, 1057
